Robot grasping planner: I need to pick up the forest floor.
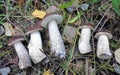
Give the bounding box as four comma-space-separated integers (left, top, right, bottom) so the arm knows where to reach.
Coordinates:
0, 0, 120, 75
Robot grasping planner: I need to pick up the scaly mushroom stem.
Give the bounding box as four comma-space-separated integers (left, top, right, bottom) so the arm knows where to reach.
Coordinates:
48, 20, 66, 58
28, 31, 46, 64
78, 28, 91, 54
97, 35, 112, 59
14, 42, 31, 69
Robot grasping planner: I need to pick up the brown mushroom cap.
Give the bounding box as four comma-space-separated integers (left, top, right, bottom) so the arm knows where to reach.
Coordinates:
8, 36, 24, 46
95, 31, 113, 39
41, 14, 62, 29
26, 25, 43, 35
79, 23, 94, 30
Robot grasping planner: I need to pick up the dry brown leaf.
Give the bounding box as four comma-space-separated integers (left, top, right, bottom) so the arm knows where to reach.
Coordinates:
32, 9, 46, 19
63, 26, 77, 43
43, 69, 54, 75
18, 0, 24, 6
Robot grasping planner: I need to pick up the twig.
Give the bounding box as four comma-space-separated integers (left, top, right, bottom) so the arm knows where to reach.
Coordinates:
92, 6, 111, 34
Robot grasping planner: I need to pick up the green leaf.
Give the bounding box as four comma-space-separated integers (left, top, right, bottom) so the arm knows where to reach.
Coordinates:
0, 43, 3, 48
68, 16, 79, 24
88, 0, 98, 4
98, 4, 108, 11
68, 12, 81, 24
112, 0, 120, 16
59, 1, 75, 9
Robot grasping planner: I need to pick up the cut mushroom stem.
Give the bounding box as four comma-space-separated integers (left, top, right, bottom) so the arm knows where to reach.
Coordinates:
41, 14, 66, 58
26, 25, 46, 64
95, 31, 113, 59
78, 23, 93, 54
8, 36, 31, 69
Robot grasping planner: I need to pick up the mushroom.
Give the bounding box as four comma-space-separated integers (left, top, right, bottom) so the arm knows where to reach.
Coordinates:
114, 48, 120, 64
0, 67, 10, 75
95, 31, 113, 59
8, 36, 31, 69
78, 23, 94, 54
26, 25, 46, 64
41, 14, 66, 58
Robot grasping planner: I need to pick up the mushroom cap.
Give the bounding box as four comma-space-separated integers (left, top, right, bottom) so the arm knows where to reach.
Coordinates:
8, 36, 24, 46
95, 31, 113, 39
41, 14, 62, 28
26, 25, 43, 35
79, 23, 94, 30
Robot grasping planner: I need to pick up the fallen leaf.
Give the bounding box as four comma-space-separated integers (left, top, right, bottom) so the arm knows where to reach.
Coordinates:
59, 1, 75, 9
18, 0, 24, 6
68, 13, 81, 24
63, 26, 77, 43
112, 0, 120, 16
32, 9, 46, 19
79, 4, 89, 10
0, 43, 3, 49
2, 23, 14, 36
43, 69, 54, 75
46, 5, 59, 14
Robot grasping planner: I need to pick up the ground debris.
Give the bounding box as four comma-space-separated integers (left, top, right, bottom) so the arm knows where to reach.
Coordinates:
0, 25, 5, 36
113, 63, 120, 74
63, 26, 77, 44
46, 5, 59, 14
0, 67, 10, 75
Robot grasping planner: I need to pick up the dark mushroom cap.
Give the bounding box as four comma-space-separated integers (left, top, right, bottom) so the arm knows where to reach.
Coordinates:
26, 25, 43, 35
79, 23, 94, 30
8, 36, 24, 46
41, 13, 62, 29
95, 31, 113, 39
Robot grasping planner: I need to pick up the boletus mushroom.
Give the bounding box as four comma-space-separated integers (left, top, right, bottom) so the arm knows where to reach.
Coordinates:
8, 36, 31, 69
114, 48, 120, 64
26, 25, 46, 64
41, 14, 66, 58
95, 31, 113, 59
78, 23, 94, 54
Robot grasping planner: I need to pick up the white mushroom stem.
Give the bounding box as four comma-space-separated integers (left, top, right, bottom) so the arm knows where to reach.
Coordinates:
97, 35, 112, 59
78, 28, 92, 54
48, 20, 66, 58
14, 41, 31, 69
28, 31, 46, 64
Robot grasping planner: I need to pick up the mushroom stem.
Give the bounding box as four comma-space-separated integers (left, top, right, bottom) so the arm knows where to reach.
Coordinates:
14, 41, 31, 69
78, 28, 91, 54
48, 20, 66, 58
97, 34, 112, 59
28, 31, 46, 64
